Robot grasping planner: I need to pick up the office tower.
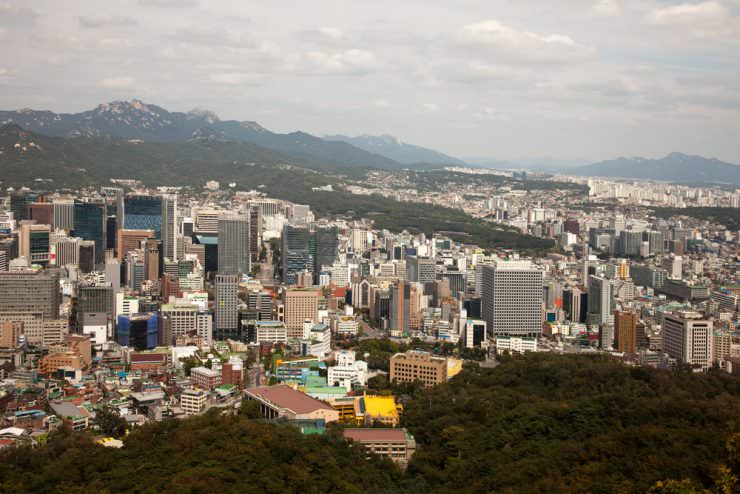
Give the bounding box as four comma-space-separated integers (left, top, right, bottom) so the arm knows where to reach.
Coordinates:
312, 226, 338, 284
144, 239, 159, 282
104, 259, 121, 290
406, 256, 437, 284
0, 321, 23, 349
9, 190, 38, 222
18, 223, 51, 266
440, 268, 465, 298
117, 313, 159, 350
620, 230, 642, 256
249, 207, 261, 263
117, 229, 154, 259
0, 251, 7, 271
464, 320, 487, 348
194, 209, 221, 234
645, 230, 664, 255
390, 280, 411, 335
77, 284, 115, 325
161, 195, 178, 261
0, 269, 60, 319
351, 228, 369, 254
217, 216, 250, 275
73, 201, 107, 265
28, 202, 54, 226
52, 200, 75, 231
125, 251, 146, 291
78, 241, 96, 273
482, 260, 543, 337
283, 288, 319, 339
563, 287, 582, 323
587, 276, 614, 327
215, 274, 238, 340
247, 290, 273, 321
106, 216, 118, 252
614, 310, 638, 354
124, 195, 162, 237
282, 224, 311, 285
51, 235, 81, 268
663, 311, 713, 370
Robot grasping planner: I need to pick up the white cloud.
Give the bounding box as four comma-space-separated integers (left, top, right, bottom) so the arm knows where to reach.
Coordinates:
373, 98, 390, 108
98, 38, 135, 50
301, 49, 378, 75
101, 76, 136, 89
644, 1, 740, 41
422, 103, 440, 113
474, 108, 512, 122
645, 1, 727, 25
592, 0, 622, 17
208, 72, 263, 85
459, 19, 594, 64
79, 15, 137, 29
0, 3, 40, 24
0, 27, 6, 41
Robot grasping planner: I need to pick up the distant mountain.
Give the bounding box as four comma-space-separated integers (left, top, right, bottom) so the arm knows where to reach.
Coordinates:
465, 156, 591, 172
575, 152, 740, 184
0, 100, 404, 171
324, 134, 465, 166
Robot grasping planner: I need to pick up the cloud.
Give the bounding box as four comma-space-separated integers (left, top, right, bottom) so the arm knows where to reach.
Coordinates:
645, 1, 727, 25
137, 0, 198, 8
373, 98, 390, 108
592, 0, 622, 17
644, 1, 740, 41
474, 108, 512, 122
0, 3, 40, 24
301, 49, 378, 75
296, 27, 347, 45
101, 76, 136, 89
422, 103, 440, 113
0, 27, 6, 41
79, 15, 137, 29
458, 19, 595, 65
208, 72, 263, 85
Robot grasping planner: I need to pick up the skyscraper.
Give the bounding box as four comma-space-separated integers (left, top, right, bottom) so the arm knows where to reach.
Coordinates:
215, 274, 238, 340
161, 195, 178, 261
124, 195, 162, 237
406, 256, 437, 284
390, 280, 411, 335
312, 226, 338, 284
217, 216, 250, 275
73, 201, 107, 265
587, 276, 614, 327
282, 224, 311, 285
18, 223, 51, 266
53, 200, 75, 231
482, 260, 543, 337
0, 269, 60, 319
614, 310, 638, 354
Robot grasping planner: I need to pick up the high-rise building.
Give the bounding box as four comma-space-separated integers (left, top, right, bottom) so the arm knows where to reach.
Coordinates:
215, 274, 238, 340
620, 230, 643, 256
217, 216, 250, 275
51, 235, 81, 268
614, 310, 638, 354
28, 202, 54, 226
117, 313, 159, 350
390, 281, 410, 335
283, 288, 319, 339
161, 195, 178, 261
587, 276, 614, 327
73, 201, 107, 265
18, 223, 51, 266
663, 311, 713, 370
406, 256, 437, 284
0, 269, 60, 319
311, 226, 338, 284
117, 229, 154, 259
124, 195, 162, 237
249, 207, 261, 263
53, 200, 75, 231
482, 260, 543, 337
282, 224, 311, 285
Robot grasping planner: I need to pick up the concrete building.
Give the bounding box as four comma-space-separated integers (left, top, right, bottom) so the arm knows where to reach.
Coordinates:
283, 288, 319, 339
217, 215, 250, 275
245, 384, 339, 422
482, 260, 543, 337
0, 269, 60, 320
180, 389, 207, 416
663, 311, 713, 370
215, 274, 238, 341
614, 310, 638, 354
343, 428, 416, 468
390, 350, 448, 387
191, 366, 222, 390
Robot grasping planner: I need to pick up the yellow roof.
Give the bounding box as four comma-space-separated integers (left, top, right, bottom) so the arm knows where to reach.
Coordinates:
447, 358, 463, 379
363, 395, 398, 418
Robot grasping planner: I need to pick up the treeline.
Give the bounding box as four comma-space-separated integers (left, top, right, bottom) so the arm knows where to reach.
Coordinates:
650, 207, 740, 231
402, 353, 740, 493
2, 354, 740, 493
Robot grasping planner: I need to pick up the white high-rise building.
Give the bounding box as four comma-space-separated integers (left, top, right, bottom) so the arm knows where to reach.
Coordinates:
161, 195, 178, 261
482, 260, 543, 337
663, 311, 713, 370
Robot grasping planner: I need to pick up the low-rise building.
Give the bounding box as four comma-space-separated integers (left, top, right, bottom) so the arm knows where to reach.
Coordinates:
181, 389, 208, 416
343, 428, 416, 467
245, 384, 339, 423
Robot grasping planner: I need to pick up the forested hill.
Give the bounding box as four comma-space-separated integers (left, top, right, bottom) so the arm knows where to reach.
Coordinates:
1, 354, 739, 493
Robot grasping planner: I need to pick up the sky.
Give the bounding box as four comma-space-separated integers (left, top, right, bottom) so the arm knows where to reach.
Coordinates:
1, 0, 739, 164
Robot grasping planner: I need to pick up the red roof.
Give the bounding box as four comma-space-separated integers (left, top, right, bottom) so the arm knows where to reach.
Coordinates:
343, 428, 408, 442
247, 385, 334, 414
131, 353, 166, 363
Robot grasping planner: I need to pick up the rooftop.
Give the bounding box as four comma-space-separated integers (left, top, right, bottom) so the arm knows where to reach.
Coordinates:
247, 384, 335, 414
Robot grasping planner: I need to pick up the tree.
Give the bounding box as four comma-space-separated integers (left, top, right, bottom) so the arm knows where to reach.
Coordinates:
93, 406, 127, 438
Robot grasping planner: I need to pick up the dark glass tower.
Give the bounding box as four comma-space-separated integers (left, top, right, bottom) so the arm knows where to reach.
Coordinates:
73, 201, 107, 265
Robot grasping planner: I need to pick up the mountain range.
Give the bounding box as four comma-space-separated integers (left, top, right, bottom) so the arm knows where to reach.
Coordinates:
0, 100, 460, 171
324, 134, 464, 166
574, 152, 740, 185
